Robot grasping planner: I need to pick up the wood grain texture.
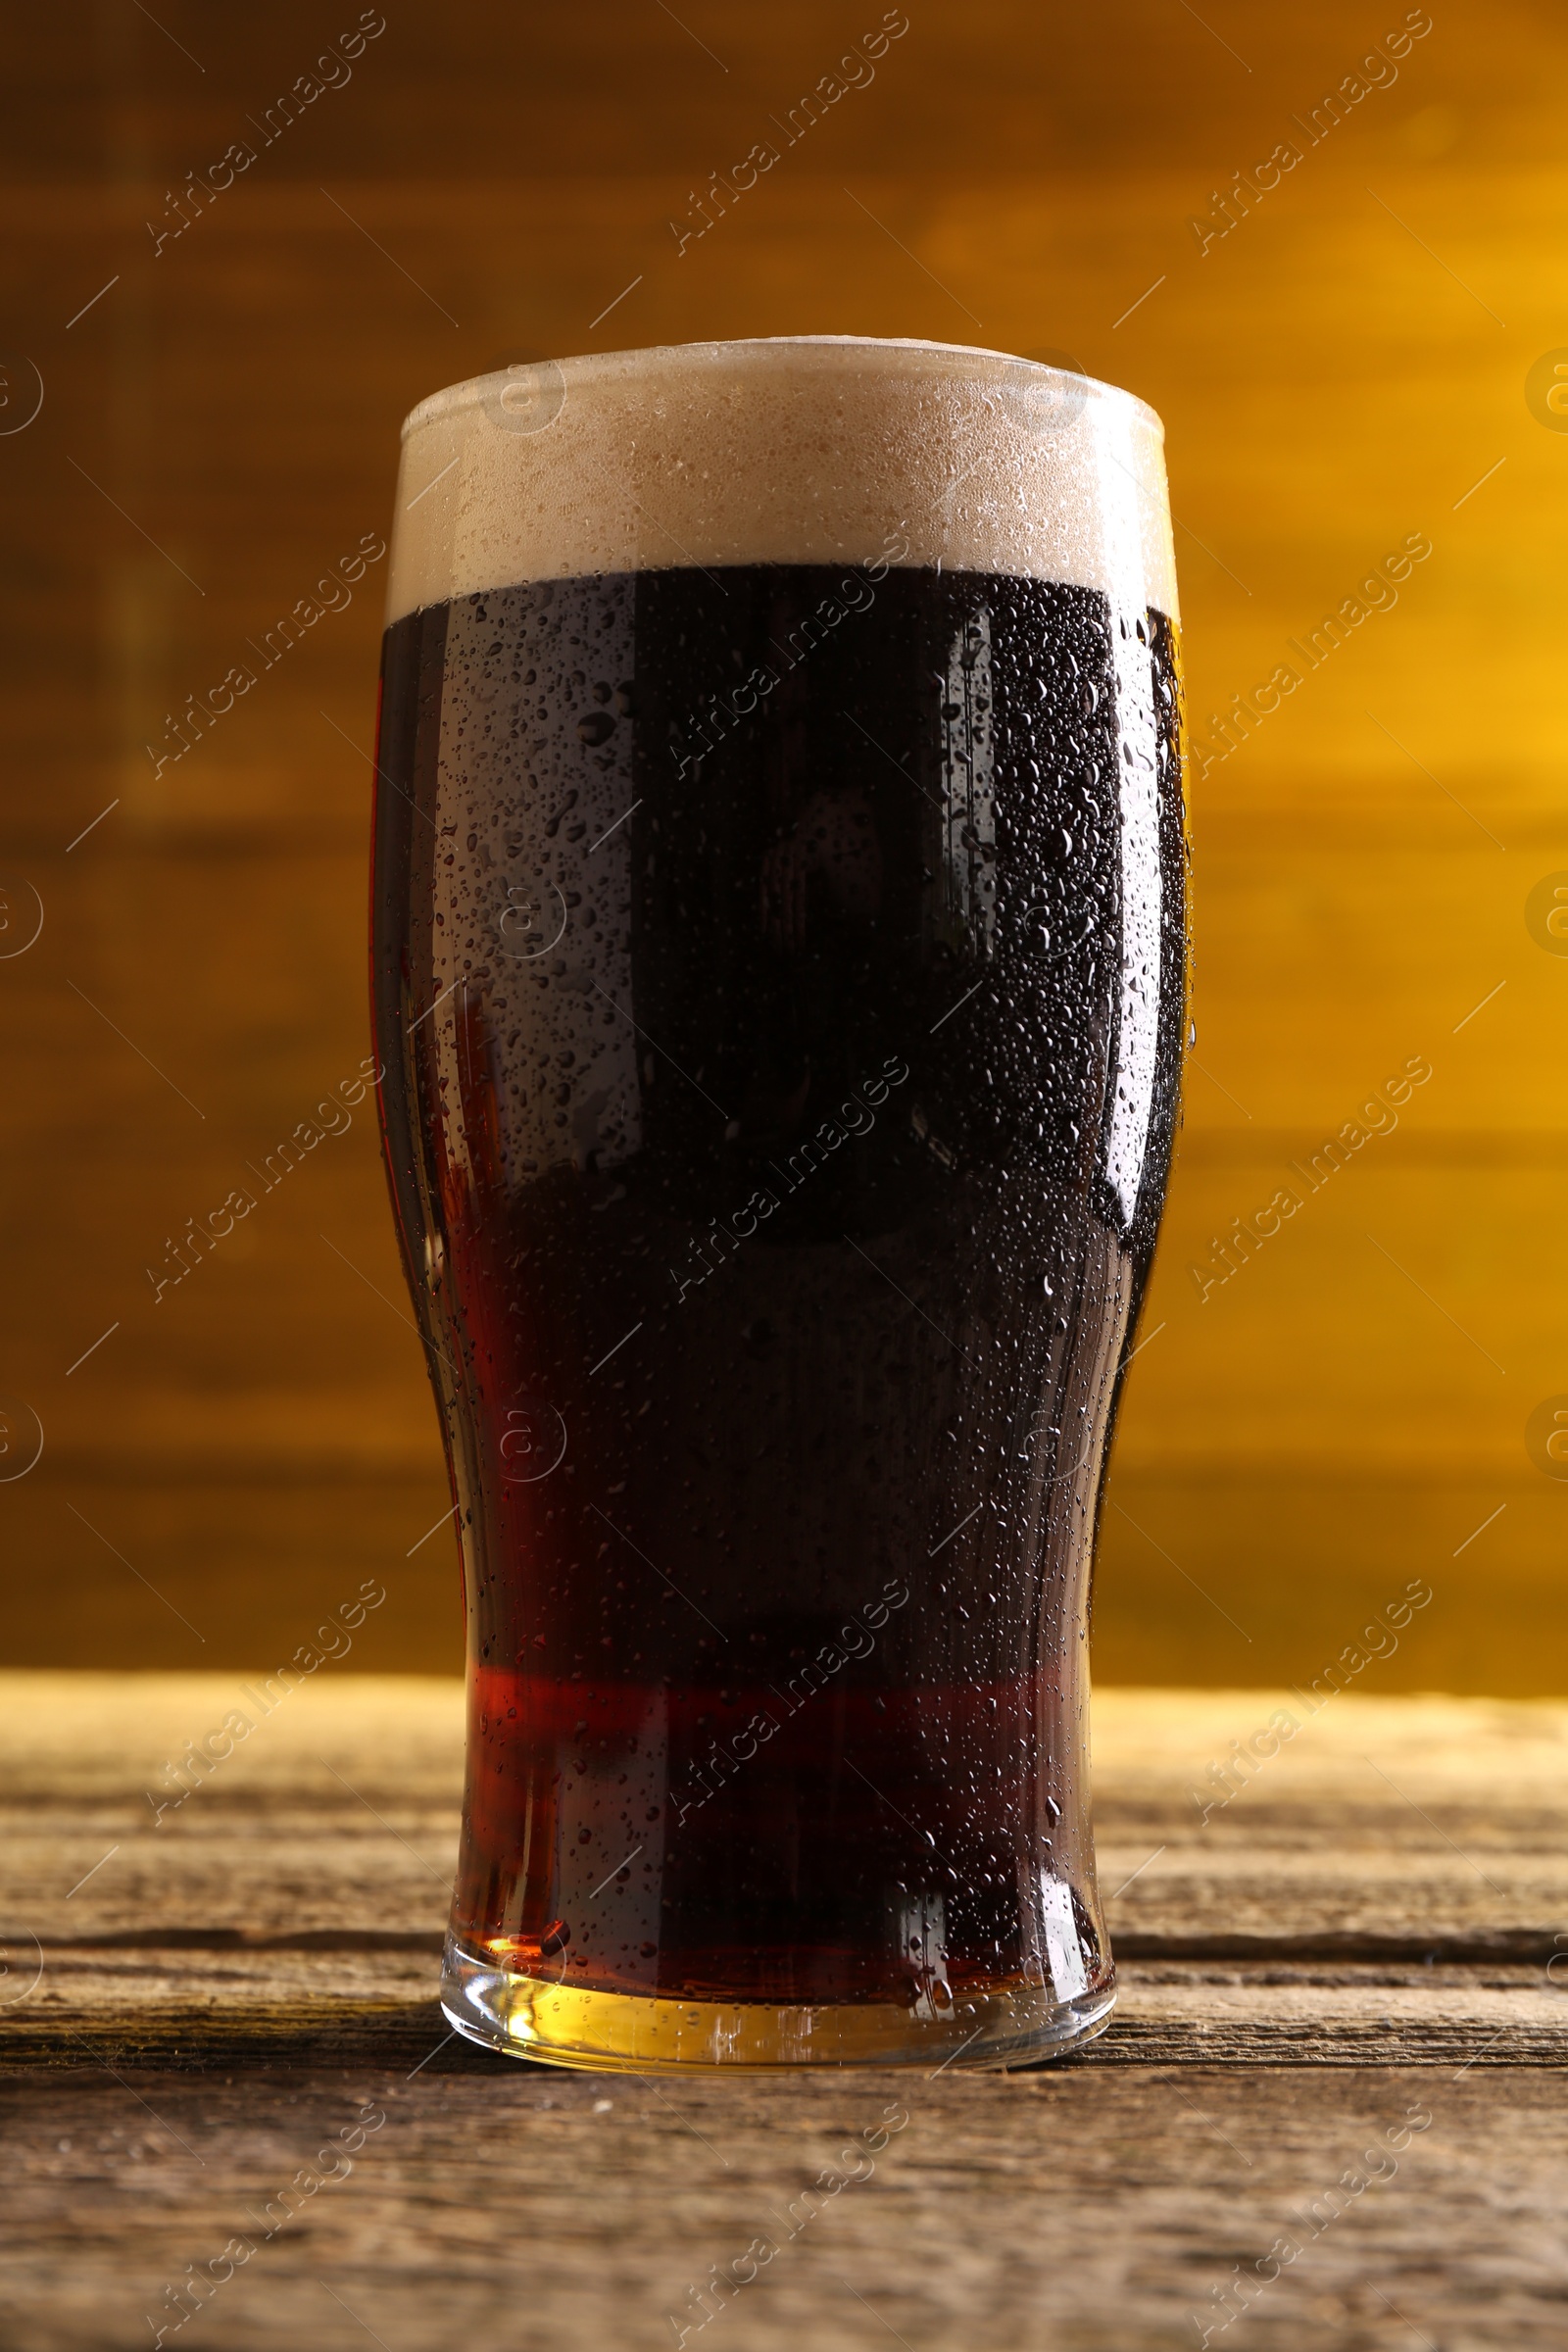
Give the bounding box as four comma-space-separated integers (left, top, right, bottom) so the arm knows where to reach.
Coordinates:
5, 2064, 1565, 2351
3, 1682, 1568, 2350
0, 3, 1563, 1685
8, 1678, 1568, 1948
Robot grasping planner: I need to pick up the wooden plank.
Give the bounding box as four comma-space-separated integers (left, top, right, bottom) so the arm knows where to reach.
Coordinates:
6, 1680, 1568, 1949
5, 1954, 1564, 2075
1, 1680, 1563, 2347
0, 2061, 1561, 2348
2, 1680, 1566, 2055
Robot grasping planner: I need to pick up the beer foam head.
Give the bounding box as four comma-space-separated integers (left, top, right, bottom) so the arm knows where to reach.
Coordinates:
387, 336, 1177, 624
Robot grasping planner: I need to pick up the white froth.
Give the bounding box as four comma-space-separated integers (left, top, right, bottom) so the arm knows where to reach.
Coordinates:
387, 337, 1177, 624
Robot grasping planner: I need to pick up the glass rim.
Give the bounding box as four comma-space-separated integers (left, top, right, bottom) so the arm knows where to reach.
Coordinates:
400, 335, 1164, 445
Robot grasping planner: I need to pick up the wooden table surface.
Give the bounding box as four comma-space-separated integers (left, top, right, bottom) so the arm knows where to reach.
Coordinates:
3, 1675, 1565, 2349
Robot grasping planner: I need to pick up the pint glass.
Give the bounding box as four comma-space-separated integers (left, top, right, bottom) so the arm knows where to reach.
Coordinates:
371, 338, 1186, 2070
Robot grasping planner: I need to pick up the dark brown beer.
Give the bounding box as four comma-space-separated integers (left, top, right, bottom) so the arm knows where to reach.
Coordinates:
372, 558, 1185, 2023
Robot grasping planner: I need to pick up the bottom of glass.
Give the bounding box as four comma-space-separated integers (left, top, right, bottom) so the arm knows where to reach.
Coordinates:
441, 1934, 1115, 2073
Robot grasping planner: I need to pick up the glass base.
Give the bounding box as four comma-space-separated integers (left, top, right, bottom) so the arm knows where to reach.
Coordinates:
441, 1933, 1115, 2073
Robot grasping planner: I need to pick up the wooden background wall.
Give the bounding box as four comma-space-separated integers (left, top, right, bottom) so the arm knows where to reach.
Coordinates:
1, 0, 1563, 1689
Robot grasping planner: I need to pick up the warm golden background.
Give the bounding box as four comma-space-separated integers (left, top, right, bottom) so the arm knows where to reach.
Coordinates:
1, 1, 1561, 1689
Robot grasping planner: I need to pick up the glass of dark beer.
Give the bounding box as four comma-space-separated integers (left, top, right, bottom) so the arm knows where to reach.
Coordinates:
372, 337, 1186, 2070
